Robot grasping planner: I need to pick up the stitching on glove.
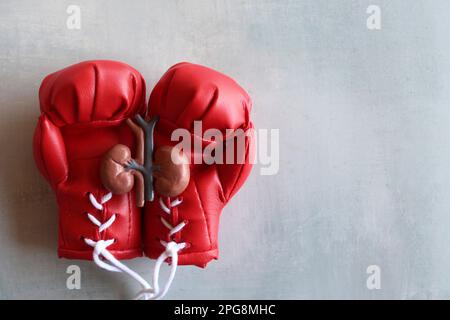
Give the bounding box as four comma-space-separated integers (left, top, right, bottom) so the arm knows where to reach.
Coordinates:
192, 179, 212, 248
91, 64, 99, 120
225, 135, 250, 201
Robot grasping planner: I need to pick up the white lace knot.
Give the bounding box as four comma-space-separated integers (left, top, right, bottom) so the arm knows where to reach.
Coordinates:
162, 241, 187, 256
92, 239, 113, 256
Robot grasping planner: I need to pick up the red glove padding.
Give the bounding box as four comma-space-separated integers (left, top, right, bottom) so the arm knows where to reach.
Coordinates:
144, 63, 254, 267
33, 60, 146, 260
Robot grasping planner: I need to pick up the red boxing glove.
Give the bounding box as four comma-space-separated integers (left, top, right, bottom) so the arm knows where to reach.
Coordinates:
33, 61, 146, 261
143, 63, 254, 278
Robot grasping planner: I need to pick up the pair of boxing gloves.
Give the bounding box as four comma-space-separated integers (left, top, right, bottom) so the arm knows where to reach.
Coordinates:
32, 60, 254, 299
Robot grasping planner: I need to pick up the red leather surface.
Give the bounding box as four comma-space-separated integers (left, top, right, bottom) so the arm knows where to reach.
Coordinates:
33, 60, 146, 260
143, 63, 254, 267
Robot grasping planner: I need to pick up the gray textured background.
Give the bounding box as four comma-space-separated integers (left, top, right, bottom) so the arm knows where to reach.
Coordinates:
1, 0, 450, 299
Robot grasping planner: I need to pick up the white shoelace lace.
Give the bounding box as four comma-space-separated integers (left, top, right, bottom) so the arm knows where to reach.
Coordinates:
83, 192, 185, 300
135, 198, 186, 300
